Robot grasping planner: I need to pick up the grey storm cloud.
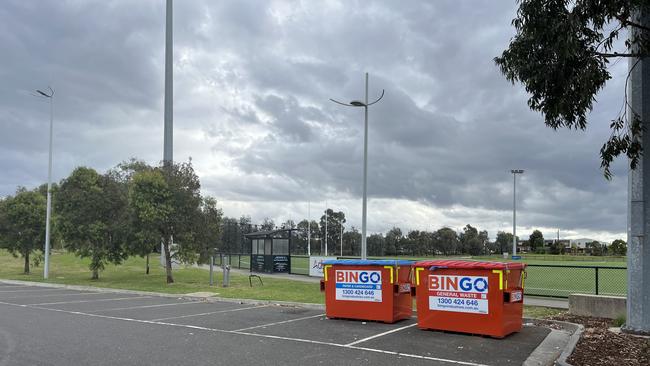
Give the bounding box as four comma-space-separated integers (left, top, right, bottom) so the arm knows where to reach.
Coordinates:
0, 0, 628, 239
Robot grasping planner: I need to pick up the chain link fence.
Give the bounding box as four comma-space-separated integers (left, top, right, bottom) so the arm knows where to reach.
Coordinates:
523, 264, 627, 298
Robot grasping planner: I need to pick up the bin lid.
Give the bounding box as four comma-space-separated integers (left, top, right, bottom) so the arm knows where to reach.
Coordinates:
322, 259, 414, 266
413, 260, 525, 270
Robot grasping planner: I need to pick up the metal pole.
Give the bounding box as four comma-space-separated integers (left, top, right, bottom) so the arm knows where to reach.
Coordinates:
340, 223, 343, 257
329, 72, 384, 260
513, 172, 517, 257
209, 254, 214, 286
325, 202, 328, 256
44, 94, 53, 279
626, 6, 650, 334
361, 72, 369, 260
163, 0, 173, 164
307, 201, 311, 257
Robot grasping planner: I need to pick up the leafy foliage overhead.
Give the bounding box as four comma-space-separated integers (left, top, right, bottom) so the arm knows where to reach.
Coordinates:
495, 0, 650, 179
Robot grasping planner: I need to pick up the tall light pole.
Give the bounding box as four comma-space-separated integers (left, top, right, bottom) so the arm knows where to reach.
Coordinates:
163, 0, 173, 164
325, 201, 328, 256
35, 87, 54, 279
307, 201, 311, 257
331, 73, 385, 260
511, 169, 524, 258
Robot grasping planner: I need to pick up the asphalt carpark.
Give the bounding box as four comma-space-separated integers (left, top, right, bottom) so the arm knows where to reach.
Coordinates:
0, 282, 551, 365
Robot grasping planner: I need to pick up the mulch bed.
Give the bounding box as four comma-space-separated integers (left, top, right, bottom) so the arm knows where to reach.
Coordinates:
548, 314, 650, 366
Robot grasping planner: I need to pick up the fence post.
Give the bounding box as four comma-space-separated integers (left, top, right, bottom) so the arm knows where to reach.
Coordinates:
595, 267, 599, 295
209, 255, 214, 286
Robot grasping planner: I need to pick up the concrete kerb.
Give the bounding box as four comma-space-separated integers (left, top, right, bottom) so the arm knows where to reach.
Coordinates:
0, 279, 581, 365
0, 279, 326, 311
524, 319, 584, 366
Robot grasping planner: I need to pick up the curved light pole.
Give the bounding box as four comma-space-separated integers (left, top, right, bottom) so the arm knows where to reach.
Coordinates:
331, 73, 385, 260
511, 169, 524, 258
34, 87, 55, 279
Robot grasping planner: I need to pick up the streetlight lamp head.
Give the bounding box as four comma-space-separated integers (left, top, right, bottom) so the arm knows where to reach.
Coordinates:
511, 169, 524, 174
350, 100, 366, 107
36, 90, 49, 97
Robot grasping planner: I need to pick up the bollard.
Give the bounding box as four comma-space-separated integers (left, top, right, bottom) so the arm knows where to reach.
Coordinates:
222, 264, 231, 287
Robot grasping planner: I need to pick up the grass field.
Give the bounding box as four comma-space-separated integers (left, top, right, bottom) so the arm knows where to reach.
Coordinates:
288, 254, 628, 297
0, 250, 322, 304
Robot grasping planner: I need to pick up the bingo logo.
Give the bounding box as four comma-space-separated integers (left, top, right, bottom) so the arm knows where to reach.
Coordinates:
429, 275, 488, 293
336, 270, 381, 284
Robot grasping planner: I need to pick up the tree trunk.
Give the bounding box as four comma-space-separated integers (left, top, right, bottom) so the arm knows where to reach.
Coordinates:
92, 268, 99, 280
146, 253, 150, 275
24, 252, 30, 274
163, 237, 174, 284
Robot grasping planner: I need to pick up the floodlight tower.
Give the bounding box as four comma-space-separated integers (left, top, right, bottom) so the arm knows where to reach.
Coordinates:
163, 0, 173, 164
511, 169, 524, 257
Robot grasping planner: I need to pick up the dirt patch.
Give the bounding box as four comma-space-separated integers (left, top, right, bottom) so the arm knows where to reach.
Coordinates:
549, 314, 650, 366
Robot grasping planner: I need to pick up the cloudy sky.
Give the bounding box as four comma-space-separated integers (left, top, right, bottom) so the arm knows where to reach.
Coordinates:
0, 0, 629, 242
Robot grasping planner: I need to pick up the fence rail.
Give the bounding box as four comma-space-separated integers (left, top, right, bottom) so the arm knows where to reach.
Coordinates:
213, 253, 251, 271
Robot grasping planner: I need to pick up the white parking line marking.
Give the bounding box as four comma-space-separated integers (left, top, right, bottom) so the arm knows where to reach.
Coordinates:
1, 292, 105, 300
0, 300, 488, 366
345, 323, 417, 346
150, 305, 269, 321
26, 296, 151, 306
0, 285, 34, 290
0, 288, 68, 293
89, 301, 203, 313
233, 313, 324, 332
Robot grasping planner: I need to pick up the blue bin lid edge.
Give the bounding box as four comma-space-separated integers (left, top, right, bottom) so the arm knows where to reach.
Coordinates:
321, 259, 414, 266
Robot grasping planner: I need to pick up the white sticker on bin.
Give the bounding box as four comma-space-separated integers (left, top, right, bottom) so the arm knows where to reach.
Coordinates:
335, 270, 382, 302
428, 275, 489, 314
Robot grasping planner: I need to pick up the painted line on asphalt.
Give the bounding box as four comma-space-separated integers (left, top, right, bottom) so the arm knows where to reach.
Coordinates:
233, 313, 324, 332
26, 296, 151, 306
0, 292, 105, 300
0, 288, 68, 294
89, 301, 203, 313
0, 300, 488, 366
150, 304, 269, 321
0, 285, 34, 290
345, 323, 417, 346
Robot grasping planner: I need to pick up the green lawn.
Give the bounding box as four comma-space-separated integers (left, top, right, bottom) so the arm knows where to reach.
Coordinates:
0, 250, 324, 304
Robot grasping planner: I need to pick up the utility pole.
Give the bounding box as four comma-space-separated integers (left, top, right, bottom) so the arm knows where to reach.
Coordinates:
625, 6, 650, 335
307, 201, 311, 257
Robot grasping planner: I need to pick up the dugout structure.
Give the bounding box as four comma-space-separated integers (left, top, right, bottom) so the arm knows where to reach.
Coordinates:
245, 229, 293, 273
